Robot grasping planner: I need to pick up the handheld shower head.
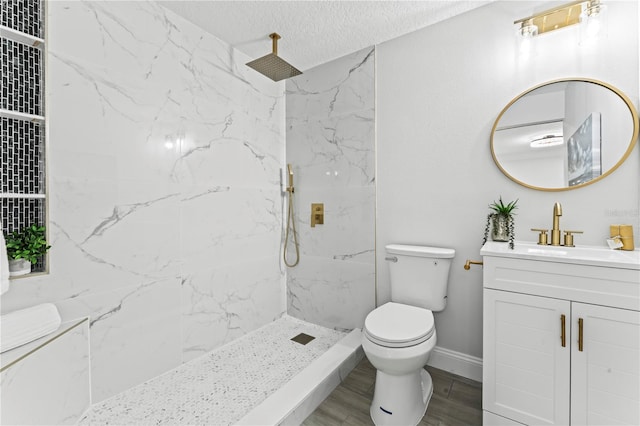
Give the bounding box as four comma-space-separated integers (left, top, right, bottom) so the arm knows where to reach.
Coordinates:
287, 164, 294, 192
283, 163, 299, 267
246, 33, 302, 82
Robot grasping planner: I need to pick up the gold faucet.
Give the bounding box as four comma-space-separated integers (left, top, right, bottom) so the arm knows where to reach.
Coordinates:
531, 202, 582, 246
551, 202, 563, 246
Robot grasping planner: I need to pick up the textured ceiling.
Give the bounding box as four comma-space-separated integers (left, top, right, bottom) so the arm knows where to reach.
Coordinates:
159, 1, 492, 71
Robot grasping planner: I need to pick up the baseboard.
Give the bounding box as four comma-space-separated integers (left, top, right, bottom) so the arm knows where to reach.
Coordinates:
427, 345, 483, 383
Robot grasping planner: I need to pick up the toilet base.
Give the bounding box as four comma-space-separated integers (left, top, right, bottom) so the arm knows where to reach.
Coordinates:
369, 368, 433, 426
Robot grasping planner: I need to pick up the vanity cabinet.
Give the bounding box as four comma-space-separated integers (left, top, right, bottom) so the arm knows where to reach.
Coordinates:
570, 303, 639, 425
481, 242, 640, 426
484, 289, 570, 425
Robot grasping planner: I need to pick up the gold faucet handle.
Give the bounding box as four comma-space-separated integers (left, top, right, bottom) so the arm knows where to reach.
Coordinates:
531, 228, 549, 245
563, 230, 583, 247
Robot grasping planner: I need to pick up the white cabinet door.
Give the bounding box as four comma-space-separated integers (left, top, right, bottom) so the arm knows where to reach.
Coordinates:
484, 289, 571, 425
571, 303, 640, 425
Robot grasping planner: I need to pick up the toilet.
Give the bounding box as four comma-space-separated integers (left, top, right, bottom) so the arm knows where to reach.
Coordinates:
362, 244, 455, 426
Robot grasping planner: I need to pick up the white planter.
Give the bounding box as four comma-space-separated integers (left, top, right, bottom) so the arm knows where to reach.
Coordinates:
8, 259, 31, 277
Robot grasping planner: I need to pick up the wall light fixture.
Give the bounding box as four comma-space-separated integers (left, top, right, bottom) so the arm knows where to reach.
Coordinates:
515, 0, 606, 38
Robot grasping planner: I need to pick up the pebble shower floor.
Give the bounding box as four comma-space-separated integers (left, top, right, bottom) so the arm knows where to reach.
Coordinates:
79, 316, 346, 425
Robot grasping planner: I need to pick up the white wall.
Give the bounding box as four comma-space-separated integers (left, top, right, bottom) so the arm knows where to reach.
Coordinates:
2, 1, 285, 403
376, 0, 639, 362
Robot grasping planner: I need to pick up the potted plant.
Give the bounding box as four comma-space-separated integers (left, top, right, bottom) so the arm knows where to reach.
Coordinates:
482, 197, 518, 249
4, 225, 51, 277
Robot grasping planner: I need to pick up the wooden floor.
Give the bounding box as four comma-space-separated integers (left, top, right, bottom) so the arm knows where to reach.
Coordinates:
303, 357, 482, 426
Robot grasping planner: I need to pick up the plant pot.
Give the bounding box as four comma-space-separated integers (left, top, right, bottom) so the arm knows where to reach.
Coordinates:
491, 214, 510, 242
8, 259, 32, 277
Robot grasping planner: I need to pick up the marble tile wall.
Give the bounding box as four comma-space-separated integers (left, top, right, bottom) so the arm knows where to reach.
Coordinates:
285, 47, 376, 330
1, 1, 285, 403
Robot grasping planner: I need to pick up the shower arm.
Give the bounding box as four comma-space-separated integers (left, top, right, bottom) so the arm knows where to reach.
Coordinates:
271, 33, 280, 55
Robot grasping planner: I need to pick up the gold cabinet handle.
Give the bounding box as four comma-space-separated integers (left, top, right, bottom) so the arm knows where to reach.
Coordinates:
561, 314, 566, 347
578, 318, 584, 352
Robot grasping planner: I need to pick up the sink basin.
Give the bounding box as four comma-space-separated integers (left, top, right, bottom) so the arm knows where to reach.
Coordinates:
481, 241, 640, 270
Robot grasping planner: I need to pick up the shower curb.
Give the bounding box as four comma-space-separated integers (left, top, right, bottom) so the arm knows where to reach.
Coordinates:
236, 328, 363, 425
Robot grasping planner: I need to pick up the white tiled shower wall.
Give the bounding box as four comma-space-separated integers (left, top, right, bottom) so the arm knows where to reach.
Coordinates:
285, 47, 376, 331
2, 0, 286, 404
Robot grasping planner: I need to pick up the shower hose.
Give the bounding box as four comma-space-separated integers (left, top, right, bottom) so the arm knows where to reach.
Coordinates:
283, 190, 300, 267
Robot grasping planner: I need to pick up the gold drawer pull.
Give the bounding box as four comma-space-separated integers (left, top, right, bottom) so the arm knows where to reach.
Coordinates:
578, 318, 584, 352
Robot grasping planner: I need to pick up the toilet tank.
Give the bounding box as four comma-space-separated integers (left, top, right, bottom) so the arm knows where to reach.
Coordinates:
386, 244, 455, 312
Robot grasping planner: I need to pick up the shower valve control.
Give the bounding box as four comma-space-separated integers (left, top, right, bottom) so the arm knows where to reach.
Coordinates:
311, 203, 324, 227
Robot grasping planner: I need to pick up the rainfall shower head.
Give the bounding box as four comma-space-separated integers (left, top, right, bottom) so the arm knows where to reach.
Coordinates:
246, 33, 302, 82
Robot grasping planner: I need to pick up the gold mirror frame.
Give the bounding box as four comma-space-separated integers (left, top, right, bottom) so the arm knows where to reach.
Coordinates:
491, 78, 639, 191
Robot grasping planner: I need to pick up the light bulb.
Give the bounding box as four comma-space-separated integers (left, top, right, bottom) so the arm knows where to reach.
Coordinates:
580, 0, 608, 46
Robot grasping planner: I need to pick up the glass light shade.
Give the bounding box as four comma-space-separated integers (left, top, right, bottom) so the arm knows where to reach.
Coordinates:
518, 20, 539, 38
580, 1, 608, 45
517, 21, 538, 59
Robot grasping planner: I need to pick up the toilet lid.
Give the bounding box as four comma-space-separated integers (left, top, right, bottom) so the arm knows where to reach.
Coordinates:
364, 302, 434, 348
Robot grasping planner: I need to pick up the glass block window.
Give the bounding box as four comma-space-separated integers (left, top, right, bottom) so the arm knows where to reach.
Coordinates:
1, 0, 47, 274
1, 198, 44, 234
1, 117, 45, 194
1, 0, 43, 38
1, 38, 43, 115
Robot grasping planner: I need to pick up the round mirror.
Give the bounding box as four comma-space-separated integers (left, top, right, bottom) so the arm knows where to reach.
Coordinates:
491, 79, 639, 191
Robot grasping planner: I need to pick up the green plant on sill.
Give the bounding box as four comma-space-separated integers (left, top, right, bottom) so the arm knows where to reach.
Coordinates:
4, 224, 51, 264
482, 197, 518, 249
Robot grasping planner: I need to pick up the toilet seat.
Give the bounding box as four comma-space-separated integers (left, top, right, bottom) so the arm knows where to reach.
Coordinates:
364, 302, 435, 348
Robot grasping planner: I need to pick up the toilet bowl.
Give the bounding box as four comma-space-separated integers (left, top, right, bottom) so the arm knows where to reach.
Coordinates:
363, 302, 437, 426
362, 244, 455, 425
